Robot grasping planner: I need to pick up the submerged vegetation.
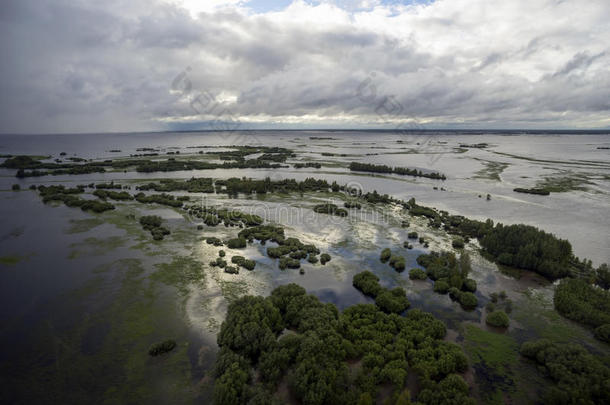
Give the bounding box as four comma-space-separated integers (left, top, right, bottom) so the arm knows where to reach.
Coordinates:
213, 284, 471, 405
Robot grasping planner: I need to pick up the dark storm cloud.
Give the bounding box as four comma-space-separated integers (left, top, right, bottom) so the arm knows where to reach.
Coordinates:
0, 0, 609, 133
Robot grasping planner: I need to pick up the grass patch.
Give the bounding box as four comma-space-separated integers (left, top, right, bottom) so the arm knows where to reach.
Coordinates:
473, 159, 510, 181
218, 280, 250, 303
68, 236, 129, 259
150, 256, 205, 295
66, 218, 105, 234
535, 174, 594, 193
462, 324, 519, 403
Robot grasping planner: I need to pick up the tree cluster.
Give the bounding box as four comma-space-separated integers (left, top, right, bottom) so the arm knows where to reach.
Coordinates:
554, 278, 610, 343
349, 162, 446, 180
139, 215, 171, 240
417, 252, 478, 310
213, 284, 472, 405
479, 223, 572, 279
520, 339, 610, 404
353, 271, 410, 314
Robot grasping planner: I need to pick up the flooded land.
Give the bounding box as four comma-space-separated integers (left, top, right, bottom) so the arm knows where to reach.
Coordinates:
0, 131, 609, 404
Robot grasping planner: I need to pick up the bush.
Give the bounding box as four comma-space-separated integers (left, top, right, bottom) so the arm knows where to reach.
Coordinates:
219, 250, 226, 257
458, 292, 478, 309
279, 257, 300, 270
409, 268, 427, 280
375, 288, 410, 314
320, 253, 331, 265
389, 255, 406, 272
408, 231, 418, 239
307, 254, 318, 264
224, 266, 239, 274
434, 280, 450, 294
380, 248, 391, 262
11, 184, 20, 191
486, 310, 509, 327
148, 339, 177, 356
463, 278, 477, 292
452, 238, 465, 249
227, 237, 247, 249
206, 237, 223, 246
353, 271, 382, 297
231, 255, 256, 271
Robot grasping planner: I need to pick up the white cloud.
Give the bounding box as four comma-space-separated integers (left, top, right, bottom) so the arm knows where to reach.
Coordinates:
0, 0, 609, 133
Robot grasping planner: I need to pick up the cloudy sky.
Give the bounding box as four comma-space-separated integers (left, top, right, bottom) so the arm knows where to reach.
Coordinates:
1, 0, 609, 134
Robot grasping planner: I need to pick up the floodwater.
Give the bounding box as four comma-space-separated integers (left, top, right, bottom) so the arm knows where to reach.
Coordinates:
0, 130, 609, 404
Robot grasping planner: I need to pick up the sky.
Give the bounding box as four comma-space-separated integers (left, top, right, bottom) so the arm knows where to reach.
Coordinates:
0, 0, 609, 134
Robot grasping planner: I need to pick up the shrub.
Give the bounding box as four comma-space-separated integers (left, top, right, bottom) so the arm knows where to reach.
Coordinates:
380, 248, 391, 262
320, 253, 331, 265
307, 254, 318, 264
219, 250, 226, 257
463, 278, 477, 292
227, 237, 247, 249
407, 231, 418, 239
11, 184, 20, 191
389, 255, 406, 272
206, 237, 223, 246
353, 271, 382, 297
409, 268, 427, 280
148, 339, 177, 356
486, 310, 509, 327
434, 280, 450, 294
452, 238, 465, 249
224, 266, 239, 274
279, 257, 300, 270
375, 288, 410, 314
458, 292, 478, 309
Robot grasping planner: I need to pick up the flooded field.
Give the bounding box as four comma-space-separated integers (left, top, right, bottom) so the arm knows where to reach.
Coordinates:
0, 131, 608, 404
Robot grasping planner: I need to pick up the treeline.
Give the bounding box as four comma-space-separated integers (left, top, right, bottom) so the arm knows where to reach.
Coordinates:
520, 339, 610, 403
137, 178, 214, 193
3, 147, 295, 177
479, 224, 572, 279
214, 284, 473, 405
294, 162, 322, 169
513, 187, 550, 196
554, 278, 610, 343
349, 162, 447, 180
405, 198, 580, 280
416, 252, 478, 310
